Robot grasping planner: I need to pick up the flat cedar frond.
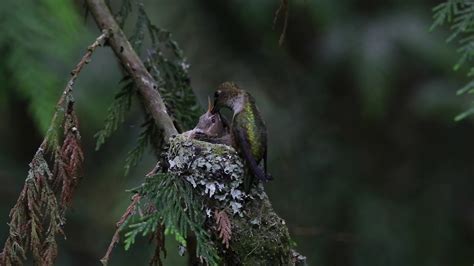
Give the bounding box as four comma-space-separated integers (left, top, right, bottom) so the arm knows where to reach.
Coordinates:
2, 153, 64, 265
130, 3, 147, 52
1, 31, 108, 265
149, 224, 166, 266
2, 133, 78, 265
59, 108, 84, 208
133, 4, 200, 131
62, 125, 84, 174
40, 181, 63, 265
214, 210, 232, 249
431, 1, 474, 120
94, 81, 134, 150
121, 3, 201, 175
145, 43, 200, 131
123, 173, 220, 265
124, 117, 157, 176
41, 238, 58, 266
96, 0, 201, 156
44, 108, 66, 152
115, 0, 133, 27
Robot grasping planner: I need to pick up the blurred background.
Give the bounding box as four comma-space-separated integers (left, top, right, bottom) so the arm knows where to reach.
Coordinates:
1, 0, 474, 265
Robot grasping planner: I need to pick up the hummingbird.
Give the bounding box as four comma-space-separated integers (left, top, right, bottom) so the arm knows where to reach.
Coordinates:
211, 82, 272, 187
150, 98, 233, 177
187, 97, 234, 147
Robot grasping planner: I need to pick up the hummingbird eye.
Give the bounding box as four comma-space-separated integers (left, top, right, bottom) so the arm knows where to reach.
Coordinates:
214, 90, 221, 98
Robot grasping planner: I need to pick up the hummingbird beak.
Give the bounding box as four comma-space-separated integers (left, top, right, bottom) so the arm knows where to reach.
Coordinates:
207, 96, 213, 113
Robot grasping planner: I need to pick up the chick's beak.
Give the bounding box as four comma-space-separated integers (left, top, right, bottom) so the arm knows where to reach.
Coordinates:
208, 96, 218, 114
210, 100, 219, 114
210, 104, 217, 114
210, 90, 222, 114
207, 96, 213, 113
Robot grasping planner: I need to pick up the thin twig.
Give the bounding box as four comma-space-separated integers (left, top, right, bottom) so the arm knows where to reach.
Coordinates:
39, 30, 110, 151
100, 194, 141, 266
85, 0, 178, 141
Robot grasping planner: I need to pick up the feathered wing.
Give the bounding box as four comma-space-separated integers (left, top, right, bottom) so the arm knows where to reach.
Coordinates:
233, 126, 271, 190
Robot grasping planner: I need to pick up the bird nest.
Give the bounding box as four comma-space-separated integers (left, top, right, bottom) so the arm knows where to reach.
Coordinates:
161, 134, 306, 265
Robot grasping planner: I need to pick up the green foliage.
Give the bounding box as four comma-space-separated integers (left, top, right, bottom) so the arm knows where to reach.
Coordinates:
129, 3, 147, 52
115, 0, 133, 27
152, 39, 200, 129
430, 0, 463, 33
125, 173, 220, 265
146, 40, 201, 131
44, 105, 67, 152
96, 2, 201, 175
124, 117, 157, 175
94, 81, 134, 150
132, 2, 201, 130
0, 0, 84, 132
431, 0, 474, 120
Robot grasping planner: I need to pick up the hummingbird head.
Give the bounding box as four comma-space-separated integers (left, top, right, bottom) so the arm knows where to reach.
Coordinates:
193, 97, 225, 137
211, 82, 244, 114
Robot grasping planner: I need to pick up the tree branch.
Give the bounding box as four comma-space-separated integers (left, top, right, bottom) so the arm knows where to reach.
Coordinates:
41, 30, 109, 151
0, 31, 109, 266
85, 0, 178, 141
100, 194, 141, 266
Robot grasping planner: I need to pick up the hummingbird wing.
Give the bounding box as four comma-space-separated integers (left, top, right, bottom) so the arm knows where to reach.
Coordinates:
233, 126, 271, 184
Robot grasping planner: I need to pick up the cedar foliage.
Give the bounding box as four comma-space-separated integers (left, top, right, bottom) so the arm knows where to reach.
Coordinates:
4, 0, 272, 264
214, 210, 232, 249
0, 31, 107, 265
431, 0, 474, 120
101, 171, 222, 265
94, 0, 200, 177
92, 1, 216, 264
94, 81, 134, 150
123, 173, 220, 265
0, 91, 82, 266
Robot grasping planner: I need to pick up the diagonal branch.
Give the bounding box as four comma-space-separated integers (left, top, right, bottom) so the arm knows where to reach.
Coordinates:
85, 0, 178, 141
100, 194, 141, 266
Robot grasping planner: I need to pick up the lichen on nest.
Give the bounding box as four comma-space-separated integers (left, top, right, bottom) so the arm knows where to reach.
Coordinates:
160, 134, 306, 265
166, 134, 256, 215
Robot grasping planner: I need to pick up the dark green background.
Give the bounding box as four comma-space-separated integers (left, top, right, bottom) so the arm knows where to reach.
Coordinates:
0, 0, 473, 265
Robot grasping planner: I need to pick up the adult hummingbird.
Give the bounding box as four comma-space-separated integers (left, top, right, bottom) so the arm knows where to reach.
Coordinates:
211, 82, 272, 187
